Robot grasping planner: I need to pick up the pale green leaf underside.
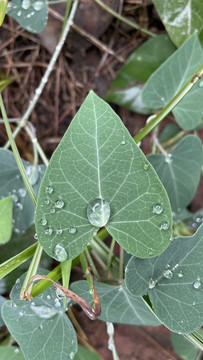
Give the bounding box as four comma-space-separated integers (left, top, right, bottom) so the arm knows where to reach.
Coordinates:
0, 196, 13, 244
0, 346, 25, 360
148, 135, 203, 212
142, 33, 203, 130
0, 149, 45, 235
125, 224, 203, 334
35, 91, 172, 260
171, 333, 198, 360
7, 0, 48, 33
2, 273, 77, 360
152, 0, 203, 47
70, 281, 160, 326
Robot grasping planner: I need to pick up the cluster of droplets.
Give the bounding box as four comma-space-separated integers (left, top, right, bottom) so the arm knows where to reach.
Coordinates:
152, 203, 170, 231
21, 0, 44, 11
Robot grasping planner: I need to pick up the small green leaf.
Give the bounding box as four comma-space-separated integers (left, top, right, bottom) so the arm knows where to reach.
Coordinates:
125, 224, 203, 334
35, 91, 172, 260
142, 33, 203, 130
0, 0, 7, 26
74, 346, 102, 360
148, 135, 203, 212
0, 295, 6, 327
0, 346, 25, 360
171, 333, 199, 360
0, 196, 13, 244
0, 149, 45, 235
6, 0, 48, 33
2, 272, 77, 360
105, 34, 176, 113
70, 281, 160, 326
152, 0, 203, 47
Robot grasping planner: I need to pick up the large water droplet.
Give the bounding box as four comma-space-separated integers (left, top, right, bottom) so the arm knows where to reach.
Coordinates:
149, 279, 156, 289
21, 0, 31, 9
45, 228, 53, 235
54, 244, 67, 262
153, 204, 163, 215
160, 222, 169, 230
26, 166, 39, 185
163, 269, 173, 279
32, 0, 44, 10
41, 218, 47, 226
193, 279, 201, 289
143, 163, 149, 171
45, 186, 53, 194
55, 200, 64, 209
18, 188, 27, 197
87, 198, 110, 227
30, 305, 58, 319
69, 227, 76, 234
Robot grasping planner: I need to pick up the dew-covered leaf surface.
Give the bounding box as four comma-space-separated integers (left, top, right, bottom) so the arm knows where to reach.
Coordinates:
6, 0, 48, 33
0, 149, 45, 235
152, 0, 203, 47
35, 91, 172, 260
0, 196, 13, 244
2, 272, 77, 360
142, 33, 203, 130
125, 224, 203, 334
148, 135, 203, 212
70, 281, 160, 326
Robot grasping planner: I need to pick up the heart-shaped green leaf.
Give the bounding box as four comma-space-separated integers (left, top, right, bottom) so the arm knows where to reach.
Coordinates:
70, 281, 160, 326
0, 149, 45, 235
2, 273, 77, 360
152, 0, 203, 47
148, 135, 203, 212
6, 0, 48, 33
0, 346, 25, 360
35, 91, 172, 260
142, 33, 203, 130
0, 196, 13, 244
125, 224, 203, 334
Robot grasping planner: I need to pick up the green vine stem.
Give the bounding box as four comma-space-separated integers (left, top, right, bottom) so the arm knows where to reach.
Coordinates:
31, 264, 62, 297
106, 238, 116, 274
80, 252, 95, 297
134, 64, 203, 143
84, 247, 100, 279
94, 0, 155, 38
25, 123, 49, 166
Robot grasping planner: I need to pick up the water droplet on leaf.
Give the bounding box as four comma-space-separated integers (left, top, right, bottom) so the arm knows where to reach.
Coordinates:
32, 0, 44, 10
121, 140, 126, 145
55, 200, 64, 209
160, 222, 169, 230
149, 279, 156, 289
19, 311, 24, 317
54, 244, 67, 262
143, 163, 149, 171
153, 204, 163, 215
163, 269, 173, 279
41, 218, 47, 226
45, 186, 53, 194
44, 199, 50, 205
56, 287, 66, 299
17, 10, 22, 16
12, 194, 18, 203
14, 348, 20, 354
46, 295, 51, 300
50, 208, 55, 214
30, 305, 58, 319
178, 271, 183, 278
45, 228, 53, 235
18, 188, 27, 197
34, 233, 38, 240
56, 229, 63, 235
193, 279, 201, 289
165, 153, 173, 163
21, 0, 31, 9
69, 227, 76, 234
198, 80, 203, 88
16, 203, 23, 211
87, 198, 110, 227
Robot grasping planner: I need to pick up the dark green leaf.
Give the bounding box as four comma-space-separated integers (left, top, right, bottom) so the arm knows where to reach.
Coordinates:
7, 0, 48, 33
171, 333, 199, 360
35, 91, 172, 260
0, 295, 6, 327
142, 33, 203, 130
148, 135, 203, 212
74, 346, 102, 360
0, 196, 13, 244
0, 346, 25, 360
2, 272, 77, 360
152, 0, 203, 47
159, 124, 180, 144
70, 281, 160, 326
125, 224, 203, 334
0, 149, 45, 235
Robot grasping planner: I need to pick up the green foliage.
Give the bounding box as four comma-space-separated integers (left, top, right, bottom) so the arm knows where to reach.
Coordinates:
35, 91, 172, 260
142, 33, 203, 130
152, 0, 203, 47
125, 224, 203, 334
171, 333, 199, 360
105, 34, 176, 113
6, 0, 48, 33
1, 272, 77, 360
74, 346, 102, 360
0, 295, 6, 327
148, 135, 203, 212
0, 72, 16, 93
0, 0, 7, 26
0, 346, 25, 360
0, 149, 45, 235
0, 196, 13, 244
70, 281, 160, 326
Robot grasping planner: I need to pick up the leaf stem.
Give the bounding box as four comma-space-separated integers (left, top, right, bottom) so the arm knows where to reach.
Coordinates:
93, 0, 156, 38
25, 124, 49, 166
80, 252, 94, 296
106, 238, 116, 273
119, 246, 124, 281
84, 247, 100, 279
60, 0, 73, 37
61, 259, 72, 288
134, 64, 203, 143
